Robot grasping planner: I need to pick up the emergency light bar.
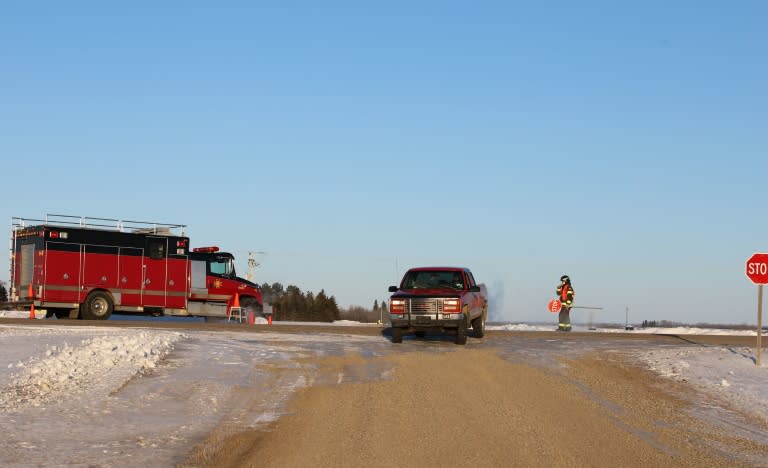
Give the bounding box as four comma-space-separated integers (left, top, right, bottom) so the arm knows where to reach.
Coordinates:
193, 246, 219, 253
48, 231, 69, 239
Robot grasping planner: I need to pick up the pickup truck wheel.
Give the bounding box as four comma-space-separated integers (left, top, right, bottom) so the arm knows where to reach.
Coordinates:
471, 316, 485, 338
455, 319, 468, 345
81, 291, 113, 320
391, 327, 403, 343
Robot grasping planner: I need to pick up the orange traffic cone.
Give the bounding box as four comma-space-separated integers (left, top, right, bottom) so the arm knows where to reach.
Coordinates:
227, 293, 241, 320
28, 284, 35, 320
267, 315, 272, 325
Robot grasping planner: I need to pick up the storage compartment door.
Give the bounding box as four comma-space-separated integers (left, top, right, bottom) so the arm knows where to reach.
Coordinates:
143, 237, 168, 307
165, 256, 188, 309
118, 247, 143, 307
44, 242, 81, 303
82, 245, 119, 289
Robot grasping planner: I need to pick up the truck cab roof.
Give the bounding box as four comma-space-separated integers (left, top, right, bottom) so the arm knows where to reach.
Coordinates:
406, 266, 471, 273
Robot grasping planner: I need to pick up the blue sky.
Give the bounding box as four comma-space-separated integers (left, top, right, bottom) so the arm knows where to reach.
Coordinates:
1, 1, 767, 325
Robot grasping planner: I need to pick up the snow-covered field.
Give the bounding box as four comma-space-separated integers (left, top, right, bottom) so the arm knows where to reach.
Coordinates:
494, 323, 768, 423
0, 321, 389, 466
0, 314, 766, 466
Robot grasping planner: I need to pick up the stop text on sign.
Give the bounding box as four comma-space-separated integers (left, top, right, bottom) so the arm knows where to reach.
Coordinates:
745, 252, 768, 284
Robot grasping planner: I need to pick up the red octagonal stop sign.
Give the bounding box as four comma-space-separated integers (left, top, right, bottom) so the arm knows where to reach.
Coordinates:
746, 253, 768, 284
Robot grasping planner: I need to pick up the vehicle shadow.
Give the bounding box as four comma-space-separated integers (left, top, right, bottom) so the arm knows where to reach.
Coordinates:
381, 327, 481, 344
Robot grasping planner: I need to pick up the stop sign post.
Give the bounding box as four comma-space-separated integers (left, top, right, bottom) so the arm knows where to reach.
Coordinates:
745, 253, 767, 367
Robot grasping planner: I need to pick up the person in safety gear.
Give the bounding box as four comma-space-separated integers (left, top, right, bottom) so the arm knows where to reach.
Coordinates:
556, 275, 574, 331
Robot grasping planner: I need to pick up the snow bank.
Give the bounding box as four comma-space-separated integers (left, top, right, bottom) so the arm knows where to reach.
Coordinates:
488, 323, 553, 332
0, 310, 43, 319
615, 326, 758, 336
639, 346, 768, 423
487, 323, 761, 335
0, 330, 184, 411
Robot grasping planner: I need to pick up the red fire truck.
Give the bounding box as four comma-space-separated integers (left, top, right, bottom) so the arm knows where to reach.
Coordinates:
6, 215, 262, 320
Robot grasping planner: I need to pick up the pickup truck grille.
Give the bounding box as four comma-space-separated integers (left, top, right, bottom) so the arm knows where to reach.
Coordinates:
408, 298, 443, 315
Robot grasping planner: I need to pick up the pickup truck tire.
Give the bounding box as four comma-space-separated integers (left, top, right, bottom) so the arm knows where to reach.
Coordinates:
471, 316, 485, 338
391, 327, 403, 343
455, 318, 468, 345
81, 291, 113, 320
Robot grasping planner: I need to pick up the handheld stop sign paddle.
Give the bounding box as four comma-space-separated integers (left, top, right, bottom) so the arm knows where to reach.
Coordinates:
547, 299, 562, 313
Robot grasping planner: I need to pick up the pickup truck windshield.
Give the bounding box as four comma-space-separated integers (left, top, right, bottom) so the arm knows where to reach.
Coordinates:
401, 270, 464, 289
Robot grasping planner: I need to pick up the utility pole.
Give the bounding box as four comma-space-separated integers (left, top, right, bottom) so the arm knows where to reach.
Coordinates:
625, 306, 634, 330
246, 251, 265, 282
394, 257, 399, 284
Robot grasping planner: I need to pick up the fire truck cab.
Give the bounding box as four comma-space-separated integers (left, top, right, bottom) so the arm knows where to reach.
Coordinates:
8, 215, 262, 320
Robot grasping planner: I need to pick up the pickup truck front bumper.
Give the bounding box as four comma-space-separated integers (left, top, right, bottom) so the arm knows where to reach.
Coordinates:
390, 317, 463, 332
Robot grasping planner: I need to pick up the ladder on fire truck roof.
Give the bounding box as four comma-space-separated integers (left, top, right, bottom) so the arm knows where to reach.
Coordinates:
11, 214, 187, 236
8, 219, 17, 300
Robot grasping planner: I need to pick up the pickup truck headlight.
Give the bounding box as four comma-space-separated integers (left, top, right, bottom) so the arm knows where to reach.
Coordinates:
442, 299, 461, 313
390, 299, 405, 316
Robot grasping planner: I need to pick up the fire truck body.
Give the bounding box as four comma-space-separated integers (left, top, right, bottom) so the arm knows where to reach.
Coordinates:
8, 216, 261, 320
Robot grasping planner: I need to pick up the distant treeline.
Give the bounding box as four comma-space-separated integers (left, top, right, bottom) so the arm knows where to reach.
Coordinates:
0, 281, 7, 303
341, 299, 390, 324
261, 282, 341, 322
261, 282, 389, 324
640, 319, 758, 330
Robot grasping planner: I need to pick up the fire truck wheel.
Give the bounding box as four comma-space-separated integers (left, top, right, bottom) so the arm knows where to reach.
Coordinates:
81, 291, 113, 320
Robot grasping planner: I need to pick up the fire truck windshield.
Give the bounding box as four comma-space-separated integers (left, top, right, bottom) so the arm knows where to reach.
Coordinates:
209, 257, 236, 277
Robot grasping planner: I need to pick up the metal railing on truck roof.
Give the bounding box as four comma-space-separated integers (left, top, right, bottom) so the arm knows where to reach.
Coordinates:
11, 214, 187, 236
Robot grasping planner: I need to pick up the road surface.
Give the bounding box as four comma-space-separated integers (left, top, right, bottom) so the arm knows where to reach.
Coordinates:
176, 325, 764, 467
1, 319, 765, 467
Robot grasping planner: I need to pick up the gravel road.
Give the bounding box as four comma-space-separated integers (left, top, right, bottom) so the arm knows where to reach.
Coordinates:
172, 326, 765, 468
2, 319, 765, 467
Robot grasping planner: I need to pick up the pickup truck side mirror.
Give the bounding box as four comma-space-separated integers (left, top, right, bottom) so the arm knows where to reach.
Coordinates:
388, 286, 398, 292
469, 286, 481, 292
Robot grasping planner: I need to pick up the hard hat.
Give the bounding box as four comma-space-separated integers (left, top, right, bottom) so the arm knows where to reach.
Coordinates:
560, 275, 570, 282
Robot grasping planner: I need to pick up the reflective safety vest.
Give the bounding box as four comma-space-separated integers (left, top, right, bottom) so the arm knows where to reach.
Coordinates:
557, 284, 574, 307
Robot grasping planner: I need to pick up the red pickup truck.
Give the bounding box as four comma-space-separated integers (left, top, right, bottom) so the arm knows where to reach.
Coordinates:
388, 267, 488, 345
